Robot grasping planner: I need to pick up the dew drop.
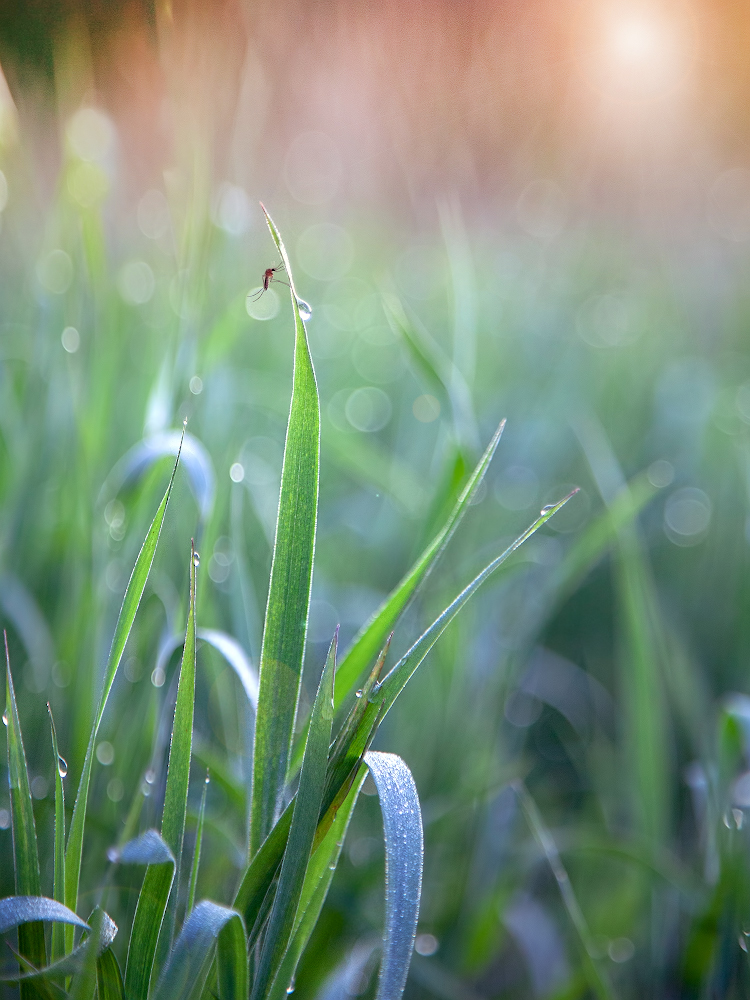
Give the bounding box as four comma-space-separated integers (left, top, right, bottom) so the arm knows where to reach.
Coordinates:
145, 768, 156, 785
106, 847, 119, 864
286, 978, 296, 995
205, 771, 211, 784
540, 504, 556, 516
141, 779, 152, 797
355, 689, 363, 699
328, 862, 337, 870
296, 298, 312, 321
193, 551, 201, 568
2, 709, 7, 726
57, 755, 68, 778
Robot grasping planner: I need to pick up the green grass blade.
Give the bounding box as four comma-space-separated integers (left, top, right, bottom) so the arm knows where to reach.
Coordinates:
187, 771, 210, 915
120, 830, 176, 1000
252, 630, 337, 1000
250, 204, 320, 855
364, 751, 423, 1000
332, 419, 505, 711
0, 897, 89, 937
151, 902, 246, 1000
65, 436, 183, 946
375, 490, 578, 717
513, 781, 615, 1000
5, 633, 46, 987
70, 909, 109, 1000
266, 766, 368, 1000
96, 948, 124, 1000
158, 540, 198, 955
47, 705, 66, 964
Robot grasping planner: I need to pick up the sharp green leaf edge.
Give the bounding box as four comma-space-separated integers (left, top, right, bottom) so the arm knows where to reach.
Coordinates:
250, 203, 320, 855
364, 752, 423, 1000
65, 431, 184, 949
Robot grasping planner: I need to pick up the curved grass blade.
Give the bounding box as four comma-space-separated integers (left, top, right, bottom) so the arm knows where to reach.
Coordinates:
119, 830, 176, 1000
96, 948, 124, 1000
70, 909, 113, 1000
65, 434, 183, 948
375, 490, 579, 717
198, 629, 258, 710
1, 907, 116, 987
47, 705, 66, 963
251, 204, 320, 855
187, 771, 210, 915
157, 540, 198, 958
513, 781, 614, 1000
332, 419, 505, 711
5, 633, 46, 986
364, 751, 423, 1000
267, 766, 369, 1000
151, 901, 247, 1000
0, 897, 88, 937
252, 630, 337, 1000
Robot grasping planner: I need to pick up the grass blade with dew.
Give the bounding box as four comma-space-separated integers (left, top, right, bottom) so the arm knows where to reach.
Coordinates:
156, 539, 198, 963
47, 705, 66, 964
364, 752, 423, 1000
266, 767, 369, 1000
119, 831, 175, 1000
187, 770, 210, 915
4, 632, 46, 988
65, 431, 184, 949
250, 204, 320, 855
374, 490, 578, 719
150, 902, 247, 1000
513, 781, 615, 1000
251, 629, 337, 1000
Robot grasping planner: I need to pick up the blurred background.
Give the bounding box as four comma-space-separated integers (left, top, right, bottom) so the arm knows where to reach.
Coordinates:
2, 0, 750, 996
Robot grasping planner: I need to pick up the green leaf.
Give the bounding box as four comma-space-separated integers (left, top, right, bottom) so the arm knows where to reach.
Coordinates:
47, 705, 66, 964
158, 539, 198, 957
364, 751, 423, 1000
250, 204, 320, 855
120, 830, 176, 1000
5, 633, 46, 988
513, 781, 614, 1000
252, 630, 338, 1000
96, 948, 124, 1000
267, 767, 368, 1000
65, 435, 183, 948
187, 770, 210, 915
150, 901, 247, 1000
374, 490, 579, 718
332, 418, 505, 711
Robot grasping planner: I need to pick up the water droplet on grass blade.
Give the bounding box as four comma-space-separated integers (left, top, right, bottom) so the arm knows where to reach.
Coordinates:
355, 689, 363, 699
57, 755, 68, 778
2, 709, 7, 726
540, 504, 557, 515
296, 298, 312, 320
193, 551, 201, 568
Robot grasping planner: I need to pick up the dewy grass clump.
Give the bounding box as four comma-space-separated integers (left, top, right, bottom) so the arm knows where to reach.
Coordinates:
0, 207, 575, 1000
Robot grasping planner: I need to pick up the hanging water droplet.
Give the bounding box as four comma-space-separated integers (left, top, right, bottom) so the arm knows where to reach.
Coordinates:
2, 709, 7, 726
141, 779, 152, 797
723, 810, 733, 829
57, 755, 68, 778
296, 298, 312, 321
328, 861, 337, 870
540, 504, 556, 516
106, 847, 119, 864
286, 978, 296, 995
193, 551, 200, 568
355, 689, 363, 699
734, 808, 744, 829
145, 768, 156, 784
205, 771, 211, 784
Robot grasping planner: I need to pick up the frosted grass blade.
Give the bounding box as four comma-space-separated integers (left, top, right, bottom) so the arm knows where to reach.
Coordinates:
65, 436, 182, 947
250, 204, 320, 854
5, 634, 46, 986
364, 752, 423, 1000
0, 897, 88, 936
120, 831, 176, 1000
47, 705, 66, 963
251, 630, 337, 1000
151, 901, 247, 1000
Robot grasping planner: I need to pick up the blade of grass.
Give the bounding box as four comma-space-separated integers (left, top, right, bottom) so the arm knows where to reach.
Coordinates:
5, 632, 46, 989
69, 909, 111, 1000
47, 705, 66, 964
65, 433, 183, 948
96, 948, 124, 1000
120, 830, 176, 1000
364, 751, 424, 1000
250, 204, 320, 855
157, 540, 198, 959
150, 901, 247, 1000
513, 781, 614, 1000
187, 770, 210, 915
252, 629, 338, 1000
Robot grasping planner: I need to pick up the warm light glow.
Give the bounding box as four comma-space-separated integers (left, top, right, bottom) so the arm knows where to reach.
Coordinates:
609, 15, 664, 66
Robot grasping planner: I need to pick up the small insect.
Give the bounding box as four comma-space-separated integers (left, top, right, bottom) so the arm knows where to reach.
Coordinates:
248, 260, 290, 301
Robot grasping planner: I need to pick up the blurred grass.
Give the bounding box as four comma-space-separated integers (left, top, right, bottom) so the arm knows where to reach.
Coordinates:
2, 77, 750, 997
